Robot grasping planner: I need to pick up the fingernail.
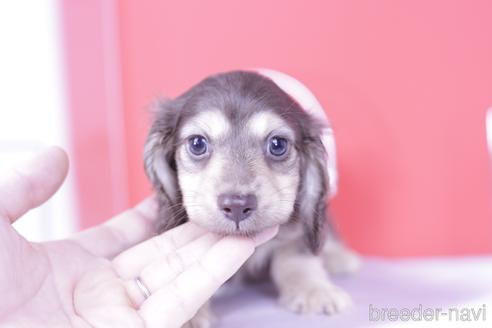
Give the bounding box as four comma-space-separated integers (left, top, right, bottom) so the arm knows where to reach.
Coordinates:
253, 225, 279, 245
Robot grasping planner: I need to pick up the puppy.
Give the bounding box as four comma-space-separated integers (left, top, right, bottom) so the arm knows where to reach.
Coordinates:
144, 69, 360, 327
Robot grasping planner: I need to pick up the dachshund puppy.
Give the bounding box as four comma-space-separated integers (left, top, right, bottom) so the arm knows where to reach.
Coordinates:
144, 69, 360, 327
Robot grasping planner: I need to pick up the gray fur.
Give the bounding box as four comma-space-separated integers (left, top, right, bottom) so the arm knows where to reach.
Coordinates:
144, 70, 335, 253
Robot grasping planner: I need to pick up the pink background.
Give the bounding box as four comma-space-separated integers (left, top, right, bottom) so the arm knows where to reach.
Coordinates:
62, 0, 492, 256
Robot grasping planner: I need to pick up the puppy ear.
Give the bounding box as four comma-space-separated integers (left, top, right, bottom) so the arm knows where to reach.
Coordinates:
298, 130, 331, 254
144, 99, 186, 232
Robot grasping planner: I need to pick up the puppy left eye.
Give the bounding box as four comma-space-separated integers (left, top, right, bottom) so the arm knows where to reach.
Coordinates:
188, 135, 208, 157
268, 136, 288, 158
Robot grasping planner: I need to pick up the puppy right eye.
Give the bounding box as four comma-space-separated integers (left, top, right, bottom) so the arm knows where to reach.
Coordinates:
187, 135, 208, 157
267, 136, 289, 159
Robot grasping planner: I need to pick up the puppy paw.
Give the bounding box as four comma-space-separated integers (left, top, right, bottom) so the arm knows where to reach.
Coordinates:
182, 304, 214, 328
322, 246, 361, 276
279, 283, 352, 315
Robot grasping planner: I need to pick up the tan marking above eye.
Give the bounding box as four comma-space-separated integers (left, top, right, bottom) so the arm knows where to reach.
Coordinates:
246, 111, 295, 140
179, 109, 231, 141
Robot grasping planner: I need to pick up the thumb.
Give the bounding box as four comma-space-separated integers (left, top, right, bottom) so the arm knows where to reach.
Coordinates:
0, 146, 69, 223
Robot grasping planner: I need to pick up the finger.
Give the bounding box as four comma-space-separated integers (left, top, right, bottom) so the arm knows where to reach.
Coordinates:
138, 226, 278, 327
124, 232, 220, 307
71, 197, 159, 258
0, 147, 68, 223
252, 225, 279, 246
113, 222, 207, 278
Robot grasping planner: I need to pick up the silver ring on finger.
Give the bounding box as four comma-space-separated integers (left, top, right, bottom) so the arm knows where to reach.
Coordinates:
134, 276, 151, 300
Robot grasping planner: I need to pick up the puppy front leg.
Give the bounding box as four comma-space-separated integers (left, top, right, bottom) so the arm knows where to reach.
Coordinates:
321, 239, 361, 276
271, 244, 352, 315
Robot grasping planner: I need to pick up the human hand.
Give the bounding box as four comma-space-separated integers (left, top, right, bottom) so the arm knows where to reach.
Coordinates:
0, 147, 278, 327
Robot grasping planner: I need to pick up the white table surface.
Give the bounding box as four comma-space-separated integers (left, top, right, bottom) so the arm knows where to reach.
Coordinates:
212, 257, 492, 327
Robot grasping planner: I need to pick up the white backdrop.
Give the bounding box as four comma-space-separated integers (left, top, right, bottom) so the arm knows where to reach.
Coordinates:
0, 0, 78, 241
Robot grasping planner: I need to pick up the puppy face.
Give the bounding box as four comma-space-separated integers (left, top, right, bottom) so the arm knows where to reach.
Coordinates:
176, 109, 300, 235
145, 71, 330, 252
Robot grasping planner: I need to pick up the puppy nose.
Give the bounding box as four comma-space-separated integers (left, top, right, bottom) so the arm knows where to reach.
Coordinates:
218, 193, 257, 223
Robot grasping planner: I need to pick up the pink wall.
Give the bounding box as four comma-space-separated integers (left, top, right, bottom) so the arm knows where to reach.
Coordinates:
62, 0, 129, 228
117, 0, 492, 256
64, 1, 492, 256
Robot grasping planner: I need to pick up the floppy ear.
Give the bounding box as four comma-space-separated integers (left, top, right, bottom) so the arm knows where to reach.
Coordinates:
298, 128, 331, 254
144, 99, 187, 232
